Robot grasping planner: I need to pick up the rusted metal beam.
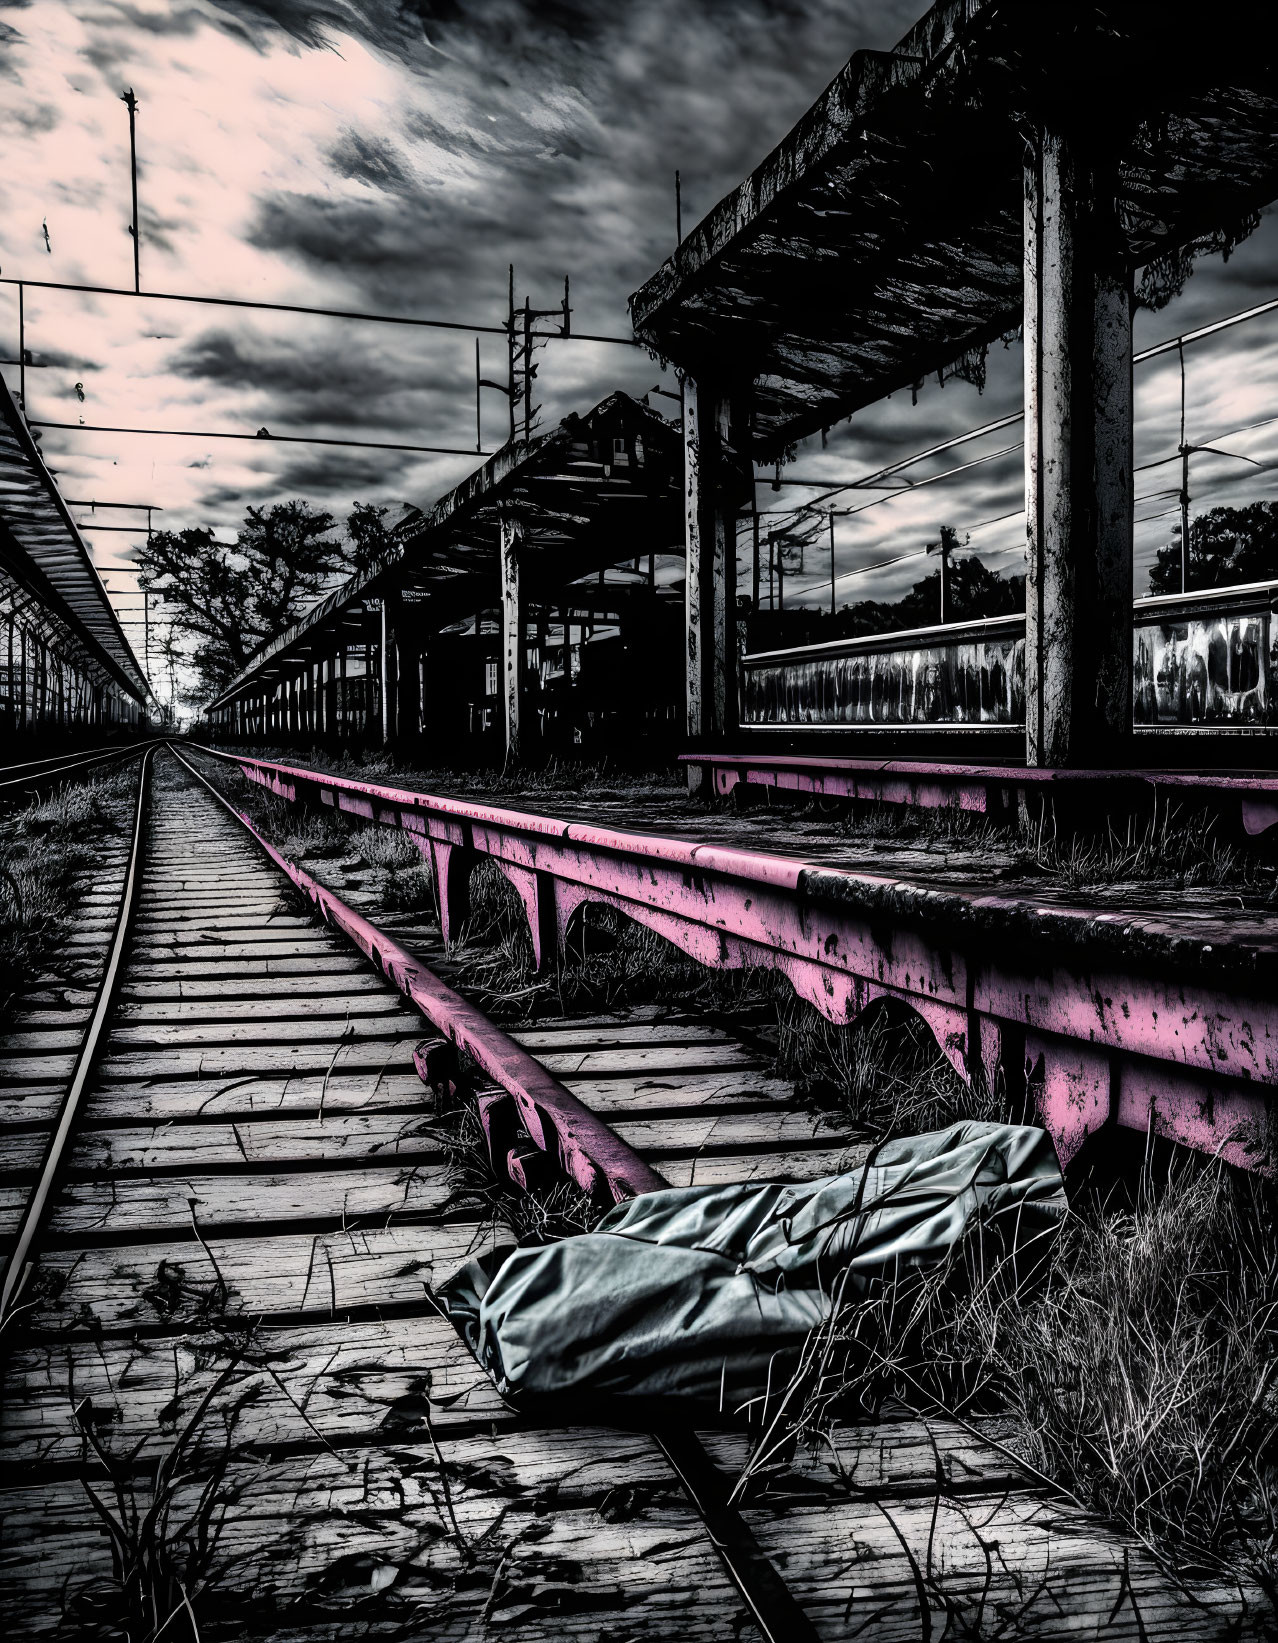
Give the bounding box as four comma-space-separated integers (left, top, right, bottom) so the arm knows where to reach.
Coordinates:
1024, 130, 1134, 767
684, 378, 740, 784
499, 513, 524, 766
200, 747, 1277, 1174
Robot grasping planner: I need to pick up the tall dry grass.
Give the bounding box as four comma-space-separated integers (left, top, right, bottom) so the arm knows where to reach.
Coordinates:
773, 992, 1013, 1138
833, 789, 1275, 896
450, 861, 775, 1024
0, 767, 135, 1019
740, 1148, 1278, 1595
960, 1158, 1278, 1588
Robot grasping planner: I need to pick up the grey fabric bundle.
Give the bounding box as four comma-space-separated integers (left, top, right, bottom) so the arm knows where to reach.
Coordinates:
435, 1120, 1065, 1411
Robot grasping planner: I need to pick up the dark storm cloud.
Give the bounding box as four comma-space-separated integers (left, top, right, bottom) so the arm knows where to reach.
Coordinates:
0, 17, 24, 76
5, 100, 57, 133
249, 190, 521, 286
31, 345, 102, 371
329, 130, 416, 195
167, 326, 468, 433
239, 0, 924, 332
170, 326, 450, 398
108, 5, 208, 37
273, 447, 405, 494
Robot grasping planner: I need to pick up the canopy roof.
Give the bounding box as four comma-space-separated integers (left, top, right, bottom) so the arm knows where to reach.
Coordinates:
211, 392, 682, 707
0, 376, 152, 701
630, 0, 1278, 457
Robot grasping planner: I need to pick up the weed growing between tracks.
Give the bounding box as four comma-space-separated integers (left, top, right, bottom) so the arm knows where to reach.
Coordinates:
773, 992, 1012, 1137
61, 1348, 252, 1643
452, 860, 777, 1024
430, 1063, 602, 1243
187, 759, 436, 917
0, 767, 135, 1023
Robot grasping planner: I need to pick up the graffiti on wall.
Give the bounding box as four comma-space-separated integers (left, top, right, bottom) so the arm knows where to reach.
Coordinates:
740, 597, 1278, 730
741, 629, 1025, 726
1133, 609, 1276, 726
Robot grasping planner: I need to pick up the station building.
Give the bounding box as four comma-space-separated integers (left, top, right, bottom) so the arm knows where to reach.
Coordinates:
204, 393, 685, 764
629, 0, 1278, 772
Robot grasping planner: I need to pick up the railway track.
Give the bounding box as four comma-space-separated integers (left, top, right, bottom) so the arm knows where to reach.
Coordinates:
0, 745, 1265, 1639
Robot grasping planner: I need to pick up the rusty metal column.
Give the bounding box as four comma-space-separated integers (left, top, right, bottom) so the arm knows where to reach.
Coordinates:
1024, 129, 1133, 767
683, 376, 737, 791
500, 512, 525, 766
380, 591, 400, 747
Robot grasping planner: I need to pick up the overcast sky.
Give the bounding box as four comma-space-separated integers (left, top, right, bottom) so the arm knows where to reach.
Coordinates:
1, 0, 1275, 682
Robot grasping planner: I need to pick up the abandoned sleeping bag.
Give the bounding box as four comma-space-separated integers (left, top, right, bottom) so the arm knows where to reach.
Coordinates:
435, 1119, 1065, 1412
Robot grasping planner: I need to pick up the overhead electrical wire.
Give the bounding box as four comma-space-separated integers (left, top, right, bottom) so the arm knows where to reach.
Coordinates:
0, 274, 641, 346
754, 293, 1278, 511
754, 442, 1022, 518
14, 268, 1276, 629
31, 420, 489, 458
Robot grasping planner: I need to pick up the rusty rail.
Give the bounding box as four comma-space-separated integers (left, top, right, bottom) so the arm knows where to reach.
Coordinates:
193, 745, 1278, 1173
0, 748, 154, 1329
172, 747, 662, 1204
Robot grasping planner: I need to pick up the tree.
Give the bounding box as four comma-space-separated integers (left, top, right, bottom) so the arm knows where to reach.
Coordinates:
1147, 502, 1278, 596
839, 554, 1024, 636
137, 500, 346, 700
346, 501, 396, 575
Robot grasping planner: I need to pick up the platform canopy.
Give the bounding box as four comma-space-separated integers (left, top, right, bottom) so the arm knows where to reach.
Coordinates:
211, 391, 682, 708
630, 0, 1278, 457
0, 376, 152, 702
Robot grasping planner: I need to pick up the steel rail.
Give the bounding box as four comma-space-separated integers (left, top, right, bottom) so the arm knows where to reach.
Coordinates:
169, 744, 661, 1205
0, 745, 154, 1331
170, 742, 819, 1643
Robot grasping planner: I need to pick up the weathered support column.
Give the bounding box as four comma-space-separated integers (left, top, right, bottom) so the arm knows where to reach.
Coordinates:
683, 376, 738, 790
1024, 129, 1134, 767
500, 513, 525, 766
380, 591, 399, 747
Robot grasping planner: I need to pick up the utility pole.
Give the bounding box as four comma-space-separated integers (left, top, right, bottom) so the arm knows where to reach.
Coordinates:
479, 266, 572, 447
474, 338, 482, 453
829, 510, 836, 618
931, 525, 958, 624
751, 505, 760, 612
675, 170, 682, 245
1178, 340, 1190, 593
122, 89, 140, 294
